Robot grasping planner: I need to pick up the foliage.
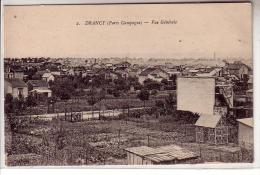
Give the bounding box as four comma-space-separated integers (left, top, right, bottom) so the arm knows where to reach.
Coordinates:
150, 89, 158, 95
165, 93, 176, 114
137, 89, 150, 107
169, 74, 177, 85
143, 78, 161, 90
87, 96, 98, 106
27, 94, 37, 107
50, 77, 76, 100
114, 78, 129, 91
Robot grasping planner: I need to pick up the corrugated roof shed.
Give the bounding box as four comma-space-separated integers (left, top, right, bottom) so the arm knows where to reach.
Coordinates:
145, 152, 176, 163
156, 145, 198, 160
237, 118, 253, 128
124, 146, 157, 156
195, 114, 221, 128
125, 144, 198, 163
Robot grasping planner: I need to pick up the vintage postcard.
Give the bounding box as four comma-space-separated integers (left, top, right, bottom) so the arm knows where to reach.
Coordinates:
2, 2, 254, 167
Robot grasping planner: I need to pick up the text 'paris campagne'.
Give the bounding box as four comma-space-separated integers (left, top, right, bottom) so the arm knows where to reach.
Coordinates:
75, 19, 178, 26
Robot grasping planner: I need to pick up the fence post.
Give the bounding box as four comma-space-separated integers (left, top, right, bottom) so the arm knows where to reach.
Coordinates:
147, 135, 150, 147
199, 143, 202, 158
118, 129, 121, 148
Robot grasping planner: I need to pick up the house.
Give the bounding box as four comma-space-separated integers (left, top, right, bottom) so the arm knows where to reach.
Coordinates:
124, 144, 198, 165
49, 67, 61, 76
91, 63, 102, 70
95, 69, 119, 81
4, 79, 28, 98
27, 80, 52, 99
42, 73, 55, 82
237, 118, 253, 149
246, 89, 253, 103
195, 113, 229, 145
5, 66, 25, 80
166, 70, 181, 77
74, 66, 86, 76
226, 61, 251, 80
138, 67, 170, 84
104, 63, 114, 69
67, 68, 75, 76
247, 75, 253, 89
114, 69, 129, 79
82, 70, 95, 78
31, 70, 46, 80
188, 69, 199, 76
114, 61, 131, 69
197, 67, 223, 77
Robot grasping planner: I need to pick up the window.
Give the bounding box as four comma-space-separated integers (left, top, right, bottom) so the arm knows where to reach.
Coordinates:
18, 88, 23, 97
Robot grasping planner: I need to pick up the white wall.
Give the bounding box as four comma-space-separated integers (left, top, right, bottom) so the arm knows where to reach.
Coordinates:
126, 152, 144, 165
238, 123, 253, 149
177, 77, 215, 114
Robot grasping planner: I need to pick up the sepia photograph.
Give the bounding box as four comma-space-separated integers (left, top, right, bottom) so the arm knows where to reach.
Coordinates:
2, 1, 255, 167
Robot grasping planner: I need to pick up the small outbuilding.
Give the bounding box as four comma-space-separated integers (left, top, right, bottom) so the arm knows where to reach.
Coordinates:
124, 144, 198, 165
195, 113, 229, 145
237, 118, 253, 149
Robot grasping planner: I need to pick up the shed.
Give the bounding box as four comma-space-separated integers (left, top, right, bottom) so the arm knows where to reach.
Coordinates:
124, 146, 156, 165
195, 113, 229, 145
124, 144, 198, 165
237, 118, 253, 149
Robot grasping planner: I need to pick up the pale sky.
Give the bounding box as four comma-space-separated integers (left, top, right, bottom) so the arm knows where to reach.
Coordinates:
4, 3, 252, 59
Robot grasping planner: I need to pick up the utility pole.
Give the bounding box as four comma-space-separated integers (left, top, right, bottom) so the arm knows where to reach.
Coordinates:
118, 129, 121, 148
147, 134, 150, 147
199, 143, 202, 158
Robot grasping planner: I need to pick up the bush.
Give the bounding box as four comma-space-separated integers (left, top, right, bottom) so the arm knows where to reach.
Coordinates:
150, 90, 158, 95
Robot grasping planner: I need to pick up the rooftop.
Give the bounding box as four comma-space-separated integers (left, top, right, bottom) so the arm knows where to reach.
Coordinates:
195, 114, 222, 128
5, 78, 27, 88
42, 73, 53, 78
28, 80, 49, 88
139, 67, 168, 76
237, 118, 253, 128
125, 144, 198, 163
124, 146, 156, 156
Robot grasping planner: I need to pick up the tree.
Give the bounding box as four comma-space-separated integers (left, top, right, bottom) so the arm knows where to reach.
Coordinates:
27, 94, 37, 107
169, 74, 177, 85
98, 88, 107, 117
50, 77, 75, 100
113, 89, 120, 98
154, 100, 165, 118
137, 90, 150, 108
114, 78, 128, 91
143, 78, 161, 90
88, 96, 98, 118
165, 93, 176, 115
5, 93, 13, 104
5, 94, 13, 114
161, 79, 168, 85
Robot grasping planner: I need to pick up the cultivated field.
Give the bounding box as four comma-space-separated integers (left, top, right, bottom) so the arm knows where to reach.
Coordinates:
5, 114, 253, 166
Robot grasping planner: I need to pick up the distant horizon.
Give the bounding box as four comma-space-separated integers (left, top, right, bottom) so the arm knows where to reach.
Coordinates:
3, 56, 251, 60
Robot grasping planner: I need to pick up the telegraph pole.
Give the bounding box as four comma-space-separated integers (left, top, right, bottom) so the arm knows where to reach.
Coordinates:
118, 128, 121, 148
147, 134, 150, 147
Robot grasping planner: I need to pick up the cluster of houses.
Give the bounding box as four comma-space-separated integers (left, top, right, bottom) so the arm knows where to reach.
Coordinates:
4, 58, 253, 164
123, 61, 253, 164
